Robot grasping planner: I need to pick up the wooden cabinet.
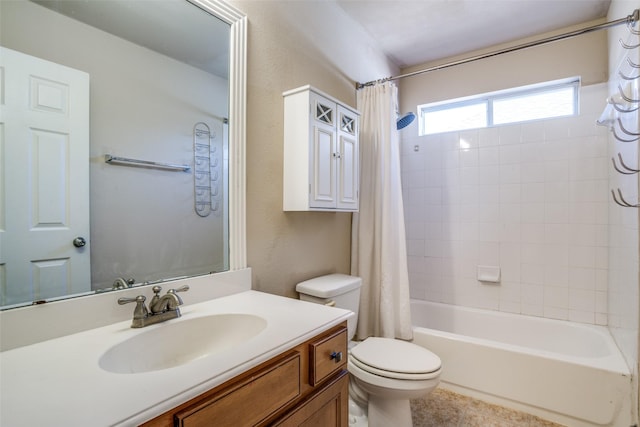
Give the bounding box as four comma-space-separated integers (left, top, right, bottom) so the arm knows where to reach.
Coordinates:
283, 85, 359, 212
141, 322, 349, 427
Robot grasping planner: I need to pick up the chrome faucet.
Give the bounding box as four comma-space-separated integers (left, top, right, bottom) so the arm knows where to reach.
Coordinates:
118, 285, 189, 328
150, 285, 185, 313
112, 277, 135, 290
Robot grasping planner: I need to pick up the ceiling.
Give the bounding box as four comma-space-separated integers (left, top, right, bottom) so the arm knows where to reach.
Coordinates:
33, 0, 230, 78
32, 0, 616, 79
335, 0, 612, 69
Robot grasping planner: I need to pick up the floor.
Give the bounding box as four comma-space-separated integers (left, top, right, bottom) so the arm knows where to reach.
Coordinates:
410, 388, 565, 427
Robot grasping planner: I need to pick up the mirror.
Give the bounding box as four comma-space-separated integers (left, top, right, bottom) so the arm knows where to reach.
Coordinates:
0, 0, 247, 309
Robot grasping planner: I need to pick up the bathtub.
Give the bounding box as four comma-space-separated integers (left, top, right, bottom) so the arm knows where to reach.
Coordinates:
410, 299, 633, 427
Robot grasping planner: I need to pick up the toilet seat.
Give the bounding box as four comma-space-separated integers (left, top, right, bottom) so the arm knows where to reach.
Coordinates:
349, 337, 441, 380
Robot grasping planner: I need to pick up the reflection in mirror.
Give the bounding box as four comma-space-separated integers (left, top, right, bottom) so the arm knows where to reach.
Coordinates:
0, 0, 233, 308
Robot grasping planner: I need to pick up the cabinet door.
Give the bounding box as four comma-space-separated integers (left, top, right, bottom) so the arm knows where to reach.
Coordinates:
309, 92, 337, 209
337, 106, 358, 210
272, 371, 348, 427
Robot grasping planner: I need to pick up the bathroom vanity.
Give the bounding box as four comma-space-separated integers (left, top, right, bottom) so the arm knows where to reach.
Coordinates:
143, 323, 348, 426
0, 290, 352, 426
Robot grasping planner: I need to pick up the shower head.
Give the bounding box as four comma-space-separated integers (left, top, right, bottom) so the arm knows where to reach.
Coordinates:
396, 112, 415, 130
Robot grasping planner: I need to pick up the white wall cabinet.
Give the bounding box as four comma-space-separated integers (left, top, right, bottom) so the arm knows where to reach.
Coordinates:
283, 85, 359, 212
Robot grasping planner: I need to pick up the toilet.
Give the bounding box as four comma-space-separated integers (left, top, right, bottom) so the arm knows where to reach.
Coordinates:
296, 274, 441, 427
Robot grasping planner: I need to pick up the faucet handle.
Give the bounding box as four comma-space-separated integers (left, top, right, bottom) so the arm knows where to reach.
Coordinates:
118, 295, 149, 320
169, 285, 190, 293
118, 295, 146, 305
167, 285, 189, 305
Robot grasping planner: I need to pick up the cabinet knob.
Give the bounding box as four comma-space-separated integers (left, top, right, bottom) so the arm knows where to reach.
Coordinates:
330, 351, 343, 363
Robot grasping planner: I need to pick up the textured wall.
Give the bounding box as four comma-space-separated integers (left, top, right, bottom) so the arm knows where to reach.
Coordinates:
398, 19, 608, 114
229, 1, 397, 297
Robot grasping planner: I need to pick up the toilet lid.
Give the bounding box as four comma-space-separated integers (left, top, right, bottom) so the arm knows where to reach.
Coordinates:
350, 337, 441, 378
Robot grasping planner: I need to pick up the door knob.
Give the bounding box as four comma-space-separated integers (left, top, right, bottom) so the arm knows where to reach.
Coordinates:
73, 237, 87, 248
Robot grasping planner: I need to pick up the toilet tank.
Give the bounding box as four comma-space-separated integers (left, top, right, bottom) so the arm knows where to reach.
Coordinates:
296, 274, 361, 340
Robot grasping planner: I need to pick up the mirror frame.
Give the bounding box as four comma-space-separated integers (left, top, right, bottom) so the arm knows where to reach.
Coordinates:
0, 0, 247, 351
189, 0, 246, 270
0, 0, 246, 305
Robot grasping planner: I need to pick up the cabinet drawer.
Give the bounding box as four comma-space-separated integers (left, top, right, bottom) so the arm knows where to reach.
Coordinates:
309, 327, 347, 386
175, 352, 301, 427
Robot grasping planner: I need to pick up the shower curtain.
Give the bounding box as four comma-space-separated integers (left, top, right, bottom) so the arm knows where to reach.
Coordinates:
351, 82, 413, 341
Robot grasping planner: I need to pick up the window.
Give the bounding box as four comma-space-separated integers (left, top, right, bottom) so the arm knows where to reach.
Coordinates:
418, 78, 579, 136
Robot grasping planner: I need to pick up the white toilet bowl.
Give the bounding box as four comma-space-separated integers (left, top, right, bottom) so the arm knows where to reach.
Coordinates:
295, 274, 442, 426
347, 337, 441, 427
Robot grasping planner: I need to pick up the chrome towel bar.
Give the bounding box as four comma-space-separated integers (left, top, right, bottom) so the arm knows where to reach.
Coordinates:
104, 154, 190, 172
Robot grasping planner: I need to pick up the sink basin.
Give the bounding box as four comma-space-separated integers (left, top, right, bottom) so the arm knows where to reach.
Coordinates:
99, 314, 267, 374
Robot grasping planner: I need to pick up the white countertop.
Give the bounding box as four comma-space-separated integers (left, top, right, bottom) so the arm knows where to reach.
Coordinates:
0, 290, 352, 427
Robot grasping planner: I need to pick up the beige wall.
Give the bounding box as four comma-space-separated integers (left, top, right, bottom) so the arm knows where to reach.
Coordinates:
229, 1, 397, 297
399, 19, 609, 115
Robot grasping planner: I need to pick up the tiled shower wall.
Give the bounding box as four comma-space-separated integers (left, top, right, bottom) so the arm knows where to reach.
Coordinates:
401, 83, 609, 325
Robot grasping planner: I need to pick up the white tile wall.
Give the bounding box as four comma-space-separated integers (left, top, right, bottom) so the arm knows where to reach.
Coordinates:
402, 83, 610, 325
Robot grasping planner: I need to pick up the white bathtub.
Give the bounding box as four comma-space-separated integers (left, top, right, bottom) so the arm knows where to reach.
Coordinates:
410, 299, 633, 427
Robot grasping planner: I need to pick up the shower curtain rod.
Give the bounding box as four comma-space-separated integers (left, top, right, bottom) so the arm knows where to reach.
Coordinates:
356, 9, 640, 89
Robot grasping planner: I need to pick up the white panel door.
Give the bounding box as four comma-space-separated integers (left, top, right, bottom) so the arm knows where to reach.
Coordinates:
337, 106, 358, 210
311, 125, 336, 208
0, 47, 90, 306
337, 134, 358, 210
309, 93, 336, 209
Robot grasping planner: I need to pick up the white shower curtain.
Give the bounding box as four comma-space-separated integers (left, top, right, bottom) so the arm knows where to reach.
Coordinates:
351, 82, 413, 341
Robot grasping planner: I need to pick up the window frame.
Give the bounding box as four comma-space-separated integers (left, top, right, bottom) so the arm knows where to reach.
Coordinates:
417, 77, 580, 136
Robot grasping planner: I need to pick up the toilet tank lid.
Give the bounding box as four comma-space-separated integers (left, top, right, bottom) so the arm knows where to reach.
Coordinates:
295, 274, 361, 298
